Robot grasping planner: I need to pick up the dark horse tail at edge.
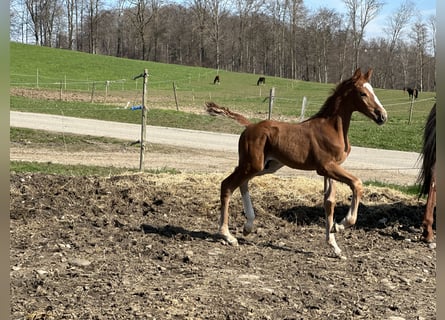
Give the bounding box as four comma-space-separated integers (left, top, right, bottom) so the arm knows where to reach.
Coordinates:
417, 103, 436, 242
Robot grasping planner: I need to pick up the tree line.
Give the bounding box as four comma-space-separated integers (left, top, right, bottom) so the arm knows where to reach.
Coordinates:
10, 0, 436, 91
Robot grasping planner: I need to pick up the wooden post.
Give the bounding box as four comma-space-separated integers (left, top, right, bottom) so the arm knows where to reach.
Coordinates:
133, 69, 149, 171
300, 96, 307, 122
140, 70, 148, 171
268, 87, 275, 120
104, 80, 109, 103
90, 82, 96, 103
173, 81, 179, 111
59, 81, 63, 101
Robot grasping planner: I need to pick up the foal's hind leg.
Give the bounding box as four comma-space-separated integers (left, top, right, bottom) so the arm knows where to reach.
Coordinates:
241, 159, 283, 236
240, 181, 255, 236
219, 171, 242, 245
422, 175, 436, 242
219, 168, 256, 245
323, 177, 344, 258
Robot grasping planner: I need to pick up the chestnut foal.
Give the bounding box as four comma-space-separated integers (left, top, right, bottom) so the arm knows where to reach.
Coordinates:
207, 68, 387, 258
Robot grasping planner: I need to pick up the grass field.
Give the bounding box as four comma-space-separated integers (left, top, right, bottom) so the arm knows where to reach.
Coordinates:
10, 42, 436, 152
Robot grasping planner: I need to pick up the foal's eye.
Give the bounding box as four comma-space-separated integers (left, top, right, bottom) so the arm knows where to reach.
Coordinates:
360, 92, 367, 97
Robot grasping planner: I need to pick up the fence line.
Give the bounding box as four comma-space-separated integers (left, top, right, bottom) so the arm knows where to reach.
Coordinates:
10, 71, 436, 123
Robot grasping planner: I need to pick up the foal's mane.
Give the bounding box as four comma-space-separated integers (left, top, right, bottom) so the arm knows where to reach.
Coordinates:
305, 76, 359, 121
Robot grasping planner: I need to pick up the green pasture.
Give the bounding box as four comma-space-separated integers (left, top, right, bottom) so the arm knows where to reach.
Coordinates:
10, 42, 436, 152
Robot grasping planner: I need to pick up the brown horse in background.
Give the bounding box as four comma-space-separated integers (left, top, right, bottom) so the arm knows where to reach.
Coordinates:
206, 68, 387, 258
417, 103, 436, 242
257, 77, 266, 86
404, 87, 418, 99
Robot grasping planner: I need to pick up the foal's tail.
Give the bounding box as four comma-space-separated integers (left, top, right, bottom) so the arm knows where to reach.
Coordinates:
205, 102, 251, 126
417, 103, 436, 196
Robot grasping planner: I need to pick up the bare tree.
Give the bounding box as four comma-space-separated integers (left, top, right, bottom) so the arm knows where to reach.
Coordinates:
205, 0, 229, 70
114, 0, 129, 57
429, 15, 436, 91
343, 0, 383, 71
309, 8, 342, 83
10, 0, 28, 43
85, 0, 101, 53
74, 0, 86, 51
25, 0, 61, 45
410, 18, 428, 92
286, 0, 304, 80
382, 0, 414, 87
233, 0, 264, 71
129, 0, 153, 59
145, 0, 163, 61
11, 0, 435, 91
189, 0, 209, 66
265, 0, 288, 77
65, 0, 75, 48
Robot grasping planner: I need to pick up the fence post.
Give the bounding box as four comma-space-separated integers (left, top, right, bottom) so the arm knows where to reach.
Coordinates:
268, 87, 275, 120
104, 80, 110, 103
300, 96, 307, 121
173, 81, 179, 111
90, 82, 96, 103
134, 69, 149, 171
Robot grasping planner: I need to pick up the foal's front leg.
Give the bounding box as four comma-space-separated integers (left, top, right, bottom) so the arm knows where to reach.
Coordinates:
321, 163, 363, 258
323, 177, 344, 258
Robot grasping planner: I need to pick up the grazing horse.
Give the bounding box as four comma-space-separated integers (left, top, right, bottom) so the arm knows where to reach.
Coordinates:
257, 77, 266, 86
214, 75, 220, 85
417, 103, 436, 242
206, 68, 387, 258
404, 87, 418, 99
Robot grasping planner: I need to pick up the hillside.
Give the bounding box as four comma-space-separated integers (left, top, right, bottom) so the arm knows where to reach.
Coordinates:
10, 42, 436, 152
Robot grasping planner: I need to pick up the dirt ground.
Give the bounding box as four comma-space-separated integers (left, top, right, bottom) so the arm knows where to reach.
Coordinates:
10, 88, 436, 319
10, 170, 436, 320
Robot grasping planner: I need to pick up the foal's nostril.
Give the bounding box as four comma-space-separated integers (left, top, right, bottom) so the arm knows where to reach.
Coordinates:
379, 110, 387, 124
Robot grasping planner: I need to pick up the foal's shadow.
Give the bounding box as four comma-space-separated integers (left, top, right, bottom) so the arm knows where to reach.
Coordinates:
139, 202, 431, 249
140, 223, 218, 242
279, 202, 431, 242
140, 223, 316, 255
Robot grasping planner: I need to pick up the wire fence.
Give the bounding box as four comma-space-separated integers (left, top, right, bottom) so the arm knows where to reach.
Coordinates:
10, 69, 436, 124
11, 69, 434, 177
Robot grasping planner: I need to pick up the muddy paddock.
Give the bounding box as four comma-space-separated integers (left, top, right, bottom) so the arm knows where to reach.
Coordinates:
10, 172, 436, 319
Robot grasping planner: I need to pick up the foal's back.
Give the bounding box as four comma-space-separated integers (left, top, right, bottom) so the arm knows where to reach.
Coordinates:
240, 118, 348, 171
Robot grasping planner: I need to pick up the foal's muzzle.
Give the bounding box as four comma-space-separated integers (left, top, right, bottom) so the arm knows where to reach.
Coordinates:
375, 108, 388, 125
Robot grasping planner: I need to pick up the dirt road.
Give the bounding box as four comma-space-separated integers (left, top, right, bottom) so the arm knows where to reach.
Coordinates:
10, 111, 421, 185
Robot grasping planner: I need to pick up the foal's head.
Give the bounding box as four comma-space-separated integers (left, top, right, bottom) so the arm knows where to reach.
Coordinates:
348, 68, 387, 125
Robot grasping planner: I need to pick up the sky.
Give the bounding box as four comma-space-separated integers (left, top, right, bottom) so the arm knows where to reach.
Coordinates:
303, 0, 436, 40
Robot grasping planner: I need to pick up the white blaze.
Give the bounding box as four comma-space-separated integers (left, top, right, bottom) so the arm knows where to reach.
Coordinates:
364, 82, 385, 110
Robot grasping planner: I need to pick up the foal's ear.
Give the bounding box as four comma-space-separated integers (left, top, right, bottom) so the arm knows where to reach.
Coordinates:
364, 68, 373, 81
352, 68, 362, 81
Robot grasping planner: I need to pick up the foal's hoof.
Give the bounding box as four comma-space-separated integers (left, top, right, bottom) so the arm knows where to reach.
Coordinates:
243, 224, 253, 236
421, 231, 434, 243
219, 233, 239, 246
332, 249, 347, 260
331, 223, 345, 233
